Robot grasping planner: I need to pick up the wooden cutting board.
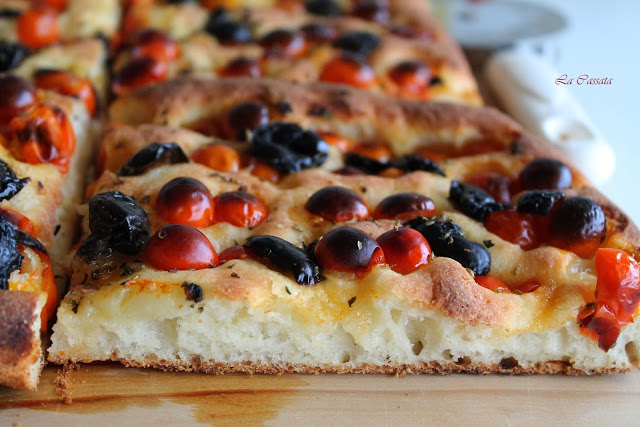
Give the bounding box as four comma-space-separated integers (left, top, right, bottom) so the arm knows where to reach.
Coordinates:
1, 365, 639, 425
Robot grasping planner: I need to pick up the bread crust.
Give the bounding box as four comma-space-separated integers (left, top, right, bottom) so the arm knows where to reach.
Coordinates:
0, 291, 43, 391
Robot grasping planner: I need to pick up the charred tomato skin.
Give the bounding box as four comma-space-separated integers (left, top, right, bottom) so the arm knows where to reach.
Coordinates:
548, 196, 606, 257
373, 192, 436, 220
156, 177, 215, 228
305, 186, 370, 222
519, 158, 573, 190
146, 224, 219, 270
376, 227, 431, 274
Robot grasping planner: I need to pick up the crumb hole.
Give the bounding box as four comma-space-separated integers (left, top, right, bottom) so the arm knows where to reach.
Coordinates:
499, 357, 520, 370
341, 353, 351, 363
412, 341, 423, 356
625, 341, 639, 367
455, 356, 470, 365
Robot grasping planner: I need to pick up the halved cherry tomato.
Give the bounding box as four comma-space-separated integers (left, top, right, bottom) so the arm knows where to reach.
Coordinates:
0, 207, 36, 236
40, 265, 57, 330
319, 55, 376, 89
215, 191, 268, 228
377, 227, 431, 274
218, 245, 249, 263
145, 224, 219, 270
191, 144, 241, 172
218, 56, 261, 78
475, 276, 511, 293
8, 103, 75, 173
316, 131, 355, 152
314, 227, 386, 276
465, 171, 513, 205
156, 177, 215, 228
17, 7, 60, 49
484, 210, 548, 251
34, 69, 97, 116
129, 29, 180, 63
249, 160, 282, 183
0, 75, 37, 124
112, 57, 168, 95
388, 60, 431, 98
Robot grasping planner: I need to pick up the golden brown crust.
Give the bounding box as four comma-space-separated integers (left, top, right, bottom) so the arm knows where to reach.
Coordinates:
0, 291, 43, 391
121, 357, 629, 376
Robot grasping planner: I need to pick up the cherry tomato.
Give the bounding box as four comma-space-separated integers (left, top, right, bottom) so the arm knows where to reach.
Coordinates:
112, 57, 168, 95
305, 186, 370, 222
388, 60, 431, 98
475, 276, 511, 293
145, 224, 219, 270
249, 160, 282, 183
314, 227, 385, 275
0, 75, 37, 124
214, 191, 268, 227
8, 103, 75, 173
218, 245, 249, 263
218, 56, 261, 78
465, 171, 513, 204
33, 0, 68, 12
191, 144, 241, 172
0, 207, 36, 236
260, 29, 307, 57
316, 131, 355, 152
377, 227, 431, 274
129, 29, 180, 63
17, 7, 60, 49
39, 265, 57, 330
156, 177, 215, 227
594, 248, 640, 326
34, 69, 97, 116
319, 54, 376, 89
547, 196, 606, 258
484, 210, 547, 251
373, 193, 436, 221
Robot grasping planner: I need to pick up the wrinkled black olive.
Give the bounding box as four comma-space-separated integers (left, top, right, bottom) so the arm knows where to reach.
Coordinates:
0, 218, 23, 290
449, 181, 510, 222
75, 235, 113, 265
332, 31, 380, 57
244, 235, 325, 286
182, 282, 203, 303
250, 122, 329, 173
118, 142, 189, 176
0, 41, 29, 73
0, 159, 29, 202
517, 190, 565, 216
404, 216, 491, 276
344, 152, 388, 174
305, 0, 341, 16
204, 9, 252, 44
15, 230, 47, 254
393, 154, 445, 177
88, 191, 150, 255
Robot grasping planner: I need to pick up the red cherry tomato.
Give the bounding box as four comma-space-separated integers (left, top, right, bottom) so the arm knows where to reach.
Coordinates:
305, 186, 370, 222
349, 142, 392, 163
319, 55, 376, 89
191, 144, 241, 172
218, 56, 262, 78
465, 171, 513, 204
39, 265, 57, 331
377, 227, 431, 274
112, 57, 168, 95
314, 227, 385, 275
145, 224, 219, 270
218, 245, 249, 263
475, 276, 511, 293
579, 248, 640, 351
8, 103, 75, 173
0, 207, 36, 236
0, 75, 37, 124
484, 210, 547, 251
373, 193, 436, 221
316, 131, 355, 152
129, 29, 180, 63
34, 69, 97, 116
156, 177, 215, 227
388, 60, 431, 98
33, 0, 68, 12
17, 7, 60, 49
214, 191, 268, 228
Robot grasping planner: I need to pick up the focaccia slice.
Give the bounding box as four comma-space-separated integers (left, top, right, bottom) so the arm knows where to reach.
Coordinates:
50, 79, 640, 375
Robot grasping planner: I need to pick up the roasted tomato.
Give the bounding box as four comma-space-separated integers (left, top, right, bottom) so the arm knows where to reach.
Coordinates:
111, 57, 168, 95
388, 60, 431, 98
34, 69, 97, 116
0, 75, 37, 124
377, 227, 431, 274
305, 186, 370, 222
579, 248, 640, 351
373, 193, 436, 221
214, 191, 268, 227
319, 54, 376, 89
484, 210, 548, 251
156, 177, 215, 228
17, 7, 60, 49
145, 224, 219, 270
0, 207, 36, 236
129, 29, 180, 63
349, 142, 392, 163
314, 227, 385, 275
191, 144, 241, 172
7, 103, 75, 173
465, 171, 513, 205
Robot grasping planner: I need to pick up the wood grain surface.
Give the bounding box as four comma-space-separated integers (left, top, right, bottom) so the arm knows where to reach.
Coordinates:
1, 364, 639, 426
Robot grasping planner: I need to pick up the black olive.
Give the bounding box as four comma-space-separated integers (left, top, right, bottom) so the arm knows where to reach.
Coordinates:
519, 158, 572, 190
244, 235, 325, 286
332, 31, 380, 57
204, 9, 252, 45
0, 218, 23, 290
449, 180, 510, 222
15, 230, 47, 254
549, 196, 606, 247
182, 282, 203, 303
0, 41, 30, 73
250, 122, 329, 173
0, 8, 22, 18
118, 142, 189, 176
404, 216, 491, 276
75, 235, 113, 265
305, 0, 341, 16
0, 159, 29, 202
344, 152, 388, 174
88, 191, 151, 255
517, 190, 565, 216
392, 154, 445, 177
